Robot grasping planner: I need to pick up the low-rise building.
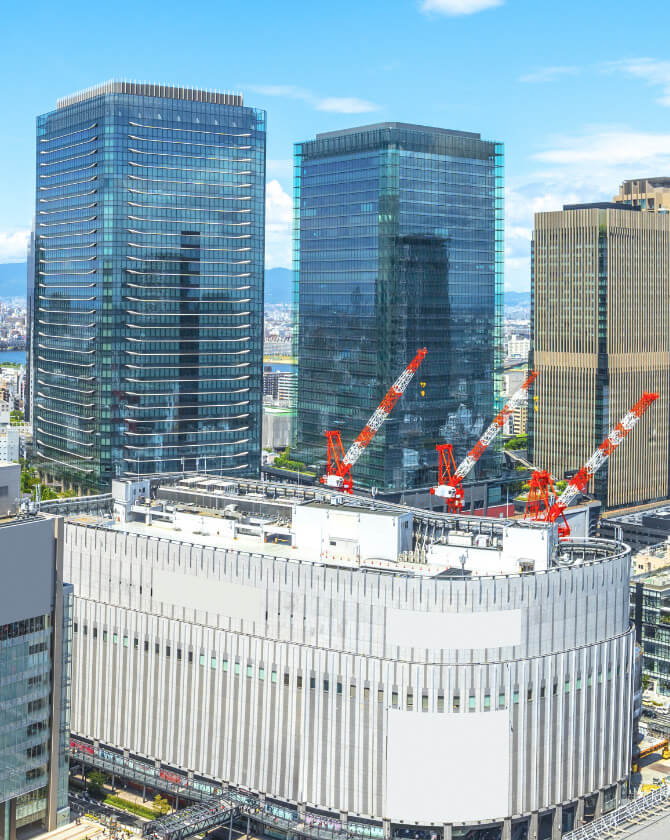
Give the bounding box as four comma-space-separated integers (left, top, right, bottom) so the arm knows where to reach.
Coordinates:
630, 564, 670, 696
0, 463, 72, 838
64, 474, 635, 835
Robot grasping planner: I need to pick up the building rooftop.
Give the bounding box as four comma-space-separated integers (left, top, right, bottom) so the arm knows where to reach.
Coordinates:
315, 122, 481, 141
562, 202, 641, 211
57, 80, 243, 110
608, 502, 670, 525
83, 473, 628, 580
632, 564, 670, 589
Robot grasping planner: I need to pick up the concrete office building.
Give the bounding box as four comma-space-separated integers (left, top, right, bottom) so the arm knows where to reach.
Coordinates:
32, 82, 266, 490
614, 177, 670, 212
0, 463, 72, 838
529, 203, 669, 509
64, 474, 634, 840
630, 563, 670, 696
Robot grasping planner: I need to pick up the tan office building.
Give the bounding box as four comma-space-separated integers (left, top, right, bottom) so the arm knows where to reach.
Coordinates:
614, 177, 670, 212
530, 202, 670, 509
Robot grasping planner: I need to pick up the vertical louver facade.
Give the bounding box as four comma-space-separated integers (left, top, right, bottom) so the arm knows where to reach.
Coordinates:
33, 82, 265, 489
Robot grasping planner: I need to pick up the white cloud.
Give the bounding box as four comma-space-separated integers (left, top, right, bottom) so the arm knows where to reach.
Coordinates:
316, 97, 379, 114
248, 84, 381, 114
421, 0, 503, 15
265, 179, 292, 269
534, 129, 670, 166
519, 66, 579, 83
503, 124, 670, 291
0, 230, 30, 262
605, 58, 670, 106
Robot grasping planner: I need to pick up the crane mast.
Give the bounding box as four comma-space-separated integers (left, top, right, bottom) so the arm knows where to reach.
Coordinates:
321, 348, 428, 493
544, 392, 659, 536
431, 371, 538, 512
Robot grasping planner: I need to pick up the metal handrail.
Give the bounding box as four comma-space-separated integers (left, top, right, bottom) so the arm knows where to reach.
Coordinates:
563, 786, 670, 840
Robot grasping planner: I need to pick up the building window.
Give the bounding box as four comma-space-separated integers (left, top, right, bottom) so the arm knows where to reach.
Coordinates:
259, 668, 265, 681
421, 694, 429, 711
113, 634, 118, 645
297, 675, 303, 689
484, 694, 491, 709
246, 665, 253, 677
271, 670, 277, 683
212, 657, 217, 669
200, 654, 205, 666
123, 635, 129, 647
453, 694, 460, 712
392, 691, 399, 708
407, 692, 414, 709
468, 695, 476, 710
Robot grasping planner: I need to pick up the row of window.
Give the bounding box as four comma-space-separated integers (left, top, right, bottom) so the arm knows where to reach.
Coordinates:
0, 616, 46, 642
74, 625, 620, 709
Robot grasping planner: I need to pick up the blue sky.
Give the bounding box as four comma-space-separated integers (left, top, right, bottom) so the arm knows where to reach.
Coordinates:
2, 0, 670, 290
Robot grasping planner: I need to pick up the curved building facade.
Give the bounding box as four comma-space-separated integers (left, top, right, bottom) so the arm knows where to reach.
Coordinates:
63, 484, 634, 839
33, 82, 265, 490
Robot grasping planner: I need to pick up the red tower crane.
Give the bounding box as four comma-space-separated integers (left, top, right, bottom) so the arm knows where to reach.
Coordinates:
430, 371, 538, 513
321, 348, 428, 493
529, 391, 659, 538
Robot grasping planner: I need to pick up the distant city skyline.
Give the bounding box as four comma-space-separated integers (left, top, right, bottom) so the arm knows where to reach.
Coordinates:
2, 1, 670, 290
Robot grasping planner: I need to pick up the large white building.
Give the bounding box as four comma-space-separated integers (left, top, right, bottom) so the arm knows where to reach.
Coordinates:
63, 475, 635, 839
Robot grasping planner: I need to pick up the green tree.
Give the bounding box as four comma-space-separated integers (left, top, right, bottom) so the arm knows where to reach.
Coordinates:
86, 770, 108, 798
10, 409, 23, 425
503, 434, 528, 451
153, 794, 170, 815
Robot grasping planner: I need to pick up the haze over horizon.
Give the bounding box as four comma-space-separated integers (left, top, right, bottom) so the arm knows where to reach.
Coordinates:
3, 0, 670, 292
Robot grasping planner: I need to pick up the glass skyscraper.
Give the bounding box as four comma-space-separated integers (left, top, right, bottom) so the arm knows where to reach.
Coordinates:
32, 82, 265, 490
294, 123, 503, 495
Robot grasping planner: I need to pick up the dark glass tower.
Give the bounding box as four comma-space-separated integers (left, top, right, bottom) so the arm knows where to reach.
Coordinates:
32, 82, 265, 490
294, 123, 503, 494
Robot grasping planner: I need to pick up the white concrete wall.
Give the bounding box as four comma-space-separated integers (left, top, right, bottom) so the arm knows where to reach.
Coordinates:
386, 709, 510, 822
0, 515, 55, 624
293, 504, 411, 562
0, 461, 20, 516
64, 523, 634, 826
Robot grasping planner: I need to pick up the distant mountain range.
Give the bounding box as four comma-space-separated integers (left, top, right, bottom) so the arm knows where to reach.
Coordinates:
0, 262, 27, 299
0, 262, 294, 306
0, 261, 528, 311
504, 291, 530, 307
265, 267, 292, 305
